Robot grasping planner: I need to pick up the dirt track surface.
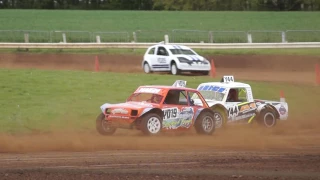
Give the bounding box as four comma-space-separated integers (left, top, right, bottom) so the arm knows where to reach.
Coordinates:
1, 149, 320, 180
1, 53, 320, 179
1, 53, 319, 84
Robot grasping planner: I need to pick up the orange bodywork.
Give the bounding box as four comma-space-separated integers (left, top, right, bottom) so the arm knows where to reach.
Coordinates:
102, 85, 210, 130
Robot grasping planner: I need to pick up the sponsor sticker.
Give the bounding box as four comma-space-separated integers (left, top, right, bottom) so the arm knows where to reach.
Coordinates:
137, 87, 161, 94
111, 108, 128, 115
279, 105, 287, 115
109, 115, 129, 119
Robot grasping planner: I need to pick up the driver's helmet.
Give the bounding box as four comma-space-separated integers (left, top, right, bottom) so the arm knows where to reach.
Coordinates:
227, 89, 238, 102
151, 94, 162, 103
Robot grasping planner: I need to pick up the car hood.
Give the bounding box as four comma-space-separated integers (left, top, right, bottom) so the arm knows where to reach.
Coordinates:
175, 55, 205, 61
100, 101, 156, 113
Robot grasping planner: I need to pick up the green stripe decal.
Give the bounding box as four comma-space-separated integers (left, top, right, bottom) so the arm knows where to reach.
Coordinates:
248, 115, 256, 124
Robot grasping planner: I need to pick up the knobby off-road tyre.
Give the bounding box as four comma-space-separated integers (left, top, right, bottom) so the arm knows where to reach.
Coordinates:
195, 111, 216, 135
170, 62, 180, 75
258, 108, 277, 128
140, 113, 162, 136
96, 113, 117, 135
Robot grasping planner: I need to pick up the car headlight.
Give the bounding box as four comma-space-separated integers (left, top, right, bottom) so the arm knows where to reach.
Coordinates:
178, 57, 191, 63
202, 59, 209, 64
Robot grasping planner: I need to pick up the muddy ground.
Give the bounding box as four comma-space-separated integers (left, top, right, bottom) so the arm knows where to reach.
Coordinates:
0, 53, 320, 179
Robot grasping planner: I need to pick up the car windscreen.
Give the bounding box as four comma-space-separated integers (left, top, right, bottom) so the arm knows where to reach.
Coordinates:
170, 49, 196, 55
196, 90, 225, 101
128, 93, 164, 104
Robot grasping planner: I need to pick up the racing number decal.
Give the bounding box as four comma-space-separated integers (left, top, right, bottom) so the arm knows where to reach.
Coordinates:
228, 106, 239, 118
228, 102, 257, 121
163, 108, 178, 120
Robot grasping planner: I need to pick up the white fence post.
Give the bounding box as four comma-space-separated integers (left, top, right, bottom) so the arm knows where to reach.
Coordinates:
132, 32, 137, 43
209, 31, 213, 43
96, 35, 101, 43
281, 31, 286, 43
164, 34, 169, 44
247, 33, 252, 43
24, 33, 29, 43
62, 33, 67, 43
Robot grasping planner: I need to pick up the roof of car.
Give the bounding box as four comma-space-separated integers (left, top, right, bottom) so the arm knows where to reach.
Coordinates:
137, 85, 198, 91
151, 44, 191, 50
198, 82, 251, 88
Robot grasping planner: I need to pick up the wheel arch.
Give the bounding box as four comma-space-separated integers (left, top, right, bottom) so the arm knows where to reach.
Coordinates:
193, 108, 215, 124
210, 104, 228, 116
142, 60, 150, 68
257, 104, 280, 119
170, 59, 179, 68
139, 108, 164, 120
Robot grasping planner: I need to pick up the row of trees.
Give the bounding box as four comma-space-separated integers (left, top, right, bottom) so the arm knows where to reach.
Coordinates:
0, 0, 319, 10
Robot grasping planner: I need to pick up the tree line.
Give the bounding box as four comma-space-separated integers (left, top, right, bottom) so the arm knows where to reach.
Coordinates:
0, 0, 319, 11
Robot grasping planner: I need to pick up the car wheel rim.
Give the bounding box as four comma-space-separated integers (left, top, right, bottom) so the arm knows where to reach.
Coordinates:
144, 64, 150, 73
202, 115, 214, 132
264, 112, 275, 127
147, 117, 161, 134
171, 64, 177, 75
214, 113, 223, 128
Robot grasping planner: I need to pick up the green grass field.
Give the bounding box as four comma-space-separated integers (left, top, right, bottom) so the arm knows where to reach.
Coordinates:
1, 68, 319, 134
1, 10, 320, 31
0, 10, 320, 43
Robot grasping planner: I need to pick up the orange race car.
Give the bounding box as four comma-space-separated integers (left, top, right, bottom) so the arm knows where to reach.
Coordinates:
96, 80, 218, 136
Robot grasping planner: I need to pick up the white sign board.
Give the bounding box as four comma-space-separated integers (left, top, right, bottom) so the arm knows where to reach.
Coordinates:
223, 76, 234, 83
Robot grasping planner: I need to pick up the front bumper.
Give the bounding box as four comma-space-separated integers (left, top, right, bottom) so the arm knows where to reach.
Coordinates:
178, 63, 211, 71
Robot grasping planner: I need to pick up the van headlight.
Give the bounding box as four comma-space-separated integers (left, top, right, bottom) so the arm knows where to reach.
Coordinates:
203, 59, 209, 64
178, 57, 191, 63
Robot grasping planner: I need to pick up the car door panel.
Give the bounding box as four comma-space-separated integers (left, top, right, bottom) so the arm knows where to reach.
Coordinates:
227, 102, 257, 122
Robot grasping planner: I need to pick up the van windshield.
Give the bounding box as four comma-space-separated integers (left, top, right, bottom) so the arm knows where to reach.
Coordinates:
170, 49, 196, 55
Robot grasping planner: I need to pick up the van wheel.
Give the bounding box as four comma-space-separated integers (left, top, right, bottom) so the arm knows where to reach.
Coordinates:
171, 62, 180, 75
143, 62, 152, 74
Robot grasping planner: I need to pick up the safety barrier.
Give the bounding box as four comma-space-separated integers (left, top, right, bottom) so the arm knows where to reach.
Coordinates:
0, 42, 320, 49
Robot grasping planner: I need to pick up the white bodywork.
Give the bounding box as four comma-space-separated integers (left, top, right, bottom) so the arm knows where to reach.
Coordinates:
193, 77, 289, 125
142, 43, 211, 74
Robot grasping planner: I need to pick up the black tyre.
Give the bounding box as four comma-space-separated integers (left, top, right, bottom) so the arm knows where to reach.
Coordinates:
140, 113, 162, 135
96, 113, 116, 135
202, 71, 210, 76
212, 108, 227, 129
170, 62, 180, 75
195, 111, 216, 135
258, 108, 277, 128
143, 62, 152, 74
